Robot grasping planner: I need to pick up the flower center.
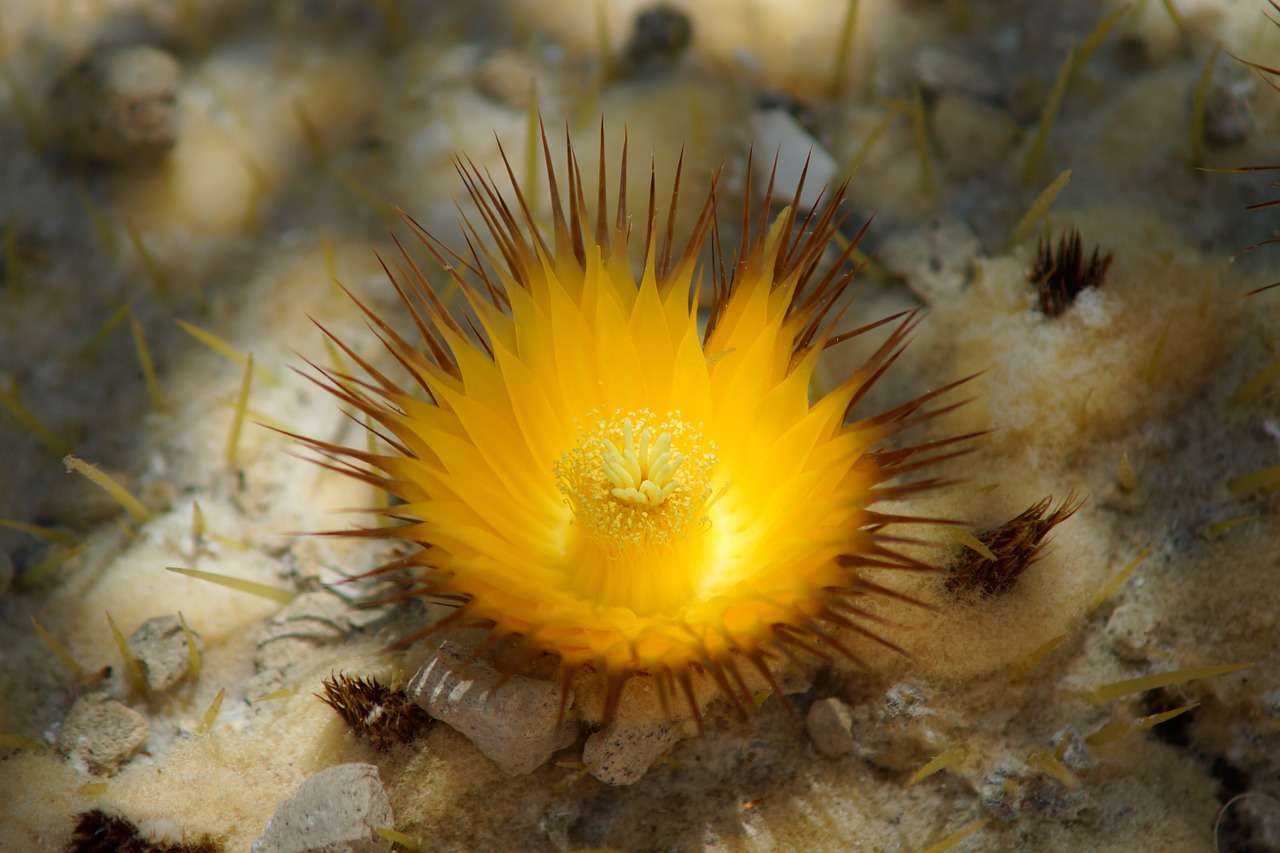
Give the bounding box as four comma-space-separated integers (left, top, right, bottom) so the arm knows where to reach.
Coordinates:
601, 419, 683, 507
555, 409, 718, 614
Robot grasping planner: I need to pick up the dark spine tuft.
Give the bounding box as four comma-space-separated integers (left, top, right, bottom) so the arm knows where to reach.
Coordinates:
317, 672, 431, 747
948, 494, 1082, 597
1031, 229, 1113, 317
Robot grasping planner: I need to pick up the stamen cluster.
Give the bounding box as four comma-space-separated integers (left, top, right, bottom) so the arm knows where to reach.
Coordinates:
555, 409, 715, 551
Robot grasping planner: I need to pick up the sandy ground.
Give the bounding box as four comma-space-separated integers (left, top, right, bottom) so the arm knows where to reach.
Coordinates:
1, 1, 1279, 851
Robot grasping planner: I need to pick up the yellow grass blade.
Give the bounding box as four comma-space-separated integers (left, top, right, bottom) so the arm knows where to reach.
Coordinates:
907, 744, 969, 786
106, 612, 147, 695
166, 566, 298, 604
31, 616, 84, 679
1007, 169, 1071, 250
63, 456, 153, 524
0, 376, 71, 456
200, 687, 226, 733
1086, 702, 1199, 747
920, 817, 990, 853
1088, 542, 1152, 612
1086, 662, 1252, 705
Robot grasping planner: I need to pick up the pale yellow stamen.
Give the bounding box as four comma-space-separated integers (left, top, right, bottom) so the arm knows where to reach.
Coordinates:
555, 409, 715, 552
601, 418, 684, 506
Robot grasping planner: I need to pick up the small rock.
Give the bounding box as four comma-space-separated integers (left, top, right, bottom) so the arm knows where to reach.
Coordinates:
475, 49, 540, 107
583, 678, 682, 785
57, 693, 149, 775
749, 109, 838, 212
407, 641, 574, 776
806, 697, 854, 758
1104, 601, 1163, 662
252, 763, 392, 853
929, 91, 1019, 179
876, 214, 980, 304
618, 4, 693, 75
916, 46, 1001, 99
128, 615, 200, 693
584, 718, 679, 785
47, 45, 180, 166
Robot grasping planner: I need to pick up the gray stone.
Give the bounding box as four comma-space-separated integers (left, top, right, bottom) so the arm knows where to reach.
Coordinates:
47, 45, 181, 166
584, 686, 681, 786
407, 641, 574, 776
581, 676, 687, 785
929, 91, 1019, 179
252, 763, 392, 853
128, 615, 201, 693
877, 214, 981, 304
806, 697, 854, 758
57, 692, 149, 775
584, 719, 679, 785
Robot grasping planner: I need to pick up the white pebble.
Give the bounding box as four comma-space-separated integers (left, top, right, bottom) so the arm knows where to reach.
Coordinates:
749, 109, 838, 212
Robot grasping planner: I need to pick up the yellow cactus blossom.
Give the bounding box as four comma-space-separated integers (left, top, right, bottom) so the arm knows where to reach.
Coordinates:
301, 134, 970, 723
